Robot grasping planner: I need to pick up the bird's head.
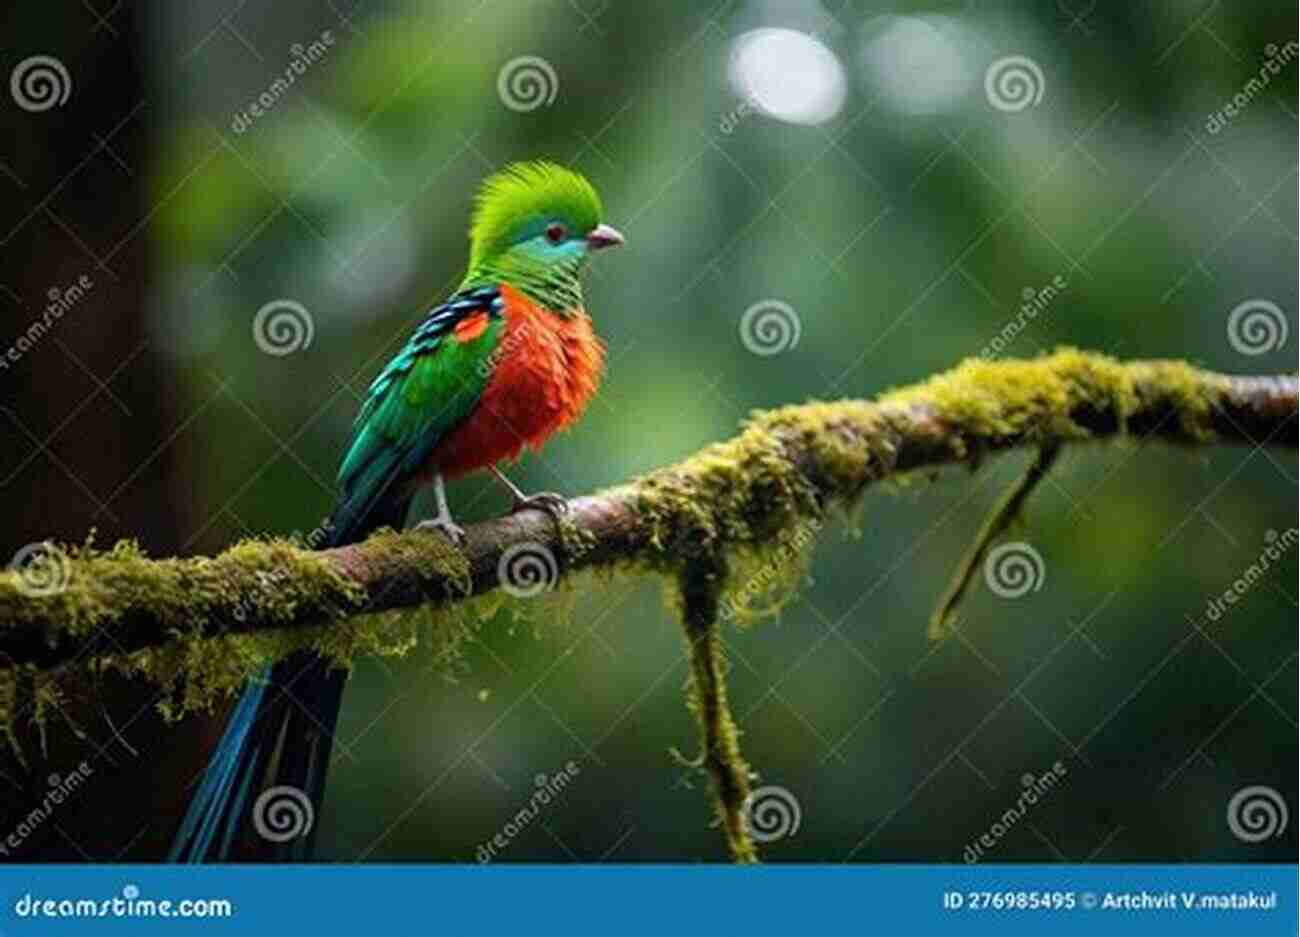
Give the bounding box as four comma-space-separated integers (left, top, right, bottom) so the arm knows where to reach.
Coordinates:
465, 161, 623, 309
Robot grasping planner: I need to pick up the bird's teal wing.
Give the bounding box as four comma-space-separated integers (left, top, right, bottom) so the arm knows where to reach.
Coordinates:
329, 285, 504, 543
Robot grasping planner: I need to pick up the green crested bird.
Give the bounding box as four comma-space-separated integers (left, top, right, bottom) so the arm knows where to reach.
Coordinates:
170, 162, 623, 861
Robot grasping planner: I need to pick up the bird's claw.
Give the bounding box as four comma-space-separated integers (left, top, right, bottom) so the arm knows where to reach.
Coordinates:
415, 517, 466, 545
512, 491, 570, 520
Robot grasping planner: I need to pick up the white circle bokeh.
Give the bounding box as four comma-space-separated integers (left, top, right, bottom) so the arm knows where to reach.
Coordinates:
728, 28, 847, 126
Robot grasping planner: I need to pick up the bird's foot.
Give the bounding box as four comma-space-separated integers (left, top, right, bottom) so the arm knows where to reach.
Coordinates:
511, 491, 570, 521
414, 516, 466, 545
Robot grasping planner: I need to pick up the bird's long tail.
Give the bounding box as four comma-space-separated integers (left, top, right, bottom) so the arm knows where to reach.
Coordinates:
168, 482, 411, 862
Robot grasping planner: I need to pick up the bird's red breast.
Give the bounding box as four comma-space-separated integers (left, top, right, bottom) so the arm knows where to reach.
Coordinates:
427, 283, 605, 479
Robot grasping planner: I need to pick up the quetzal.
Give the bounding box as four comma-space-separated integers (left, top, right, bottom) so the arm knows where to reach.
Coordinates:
169, 162, 622, 861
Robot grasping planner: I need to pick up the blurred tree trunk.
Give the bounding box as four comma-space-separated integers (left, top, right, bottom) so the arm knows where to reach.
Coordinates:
0, 2, 224, 861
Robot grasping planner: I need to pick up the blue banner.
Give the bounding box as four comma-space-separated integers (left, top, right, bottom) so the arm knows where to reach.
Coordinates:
1, 864, 1295, 936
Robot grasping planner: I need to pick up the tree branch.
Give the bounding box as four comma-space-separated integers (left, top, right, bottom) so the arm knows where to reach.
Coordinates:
3, 350, 1296, 673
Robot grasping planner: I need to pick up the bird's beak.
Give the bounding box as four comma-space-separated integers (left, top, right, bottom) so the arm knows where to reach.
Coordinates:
587, 223, 625, 250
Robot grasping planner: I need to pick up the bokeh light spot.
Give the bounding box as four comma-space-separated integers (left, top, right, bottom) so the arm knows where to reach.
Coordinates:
728, 27, 847, 126
860, 15, 972, 115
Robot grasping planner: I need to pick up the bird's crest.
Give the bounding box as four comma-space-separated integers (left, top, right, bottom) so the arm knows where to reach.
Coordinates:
468, 161, 603, 268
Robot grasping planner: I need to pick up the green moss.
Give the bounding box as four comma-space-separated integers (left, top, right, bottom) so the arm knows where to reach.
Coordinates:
879, 348, 1134, 444
0, 536, 370, 644
0, 530, 477, 730
875, 348, 1225, 450
0, 668, 27, 766
675, 557, 757, 863
1127, 359, 1223, 441
716, 517, 823, 626
634, 429, 824, 573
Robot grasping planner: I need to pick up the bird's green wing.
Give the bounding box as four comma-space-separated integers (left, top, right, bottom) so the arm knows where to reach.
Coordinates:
329, 285, 504, 543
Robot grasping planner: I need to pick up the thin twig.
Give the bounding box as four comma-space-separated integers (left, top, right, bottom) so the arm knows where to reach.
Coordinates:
929, 441, 1062, 639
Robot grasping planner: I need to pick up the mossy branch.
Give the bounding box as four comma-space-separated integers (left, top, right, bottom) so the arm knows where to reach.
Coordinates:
2, 350, 1295, 675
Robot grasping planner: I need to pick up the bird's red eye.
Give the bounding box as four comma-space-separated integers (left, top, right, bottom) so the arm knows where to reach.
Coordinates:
545, 223, 566, 244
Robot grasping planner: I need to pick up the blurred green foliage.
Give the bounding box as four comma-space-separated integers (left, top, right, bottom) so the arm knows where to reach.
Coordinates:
149, 0, 1296, 861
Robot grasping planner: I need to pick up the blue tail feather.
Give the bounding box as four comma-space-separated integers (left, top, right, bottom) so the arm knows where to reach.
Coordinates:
169, 491, 411, 862
167, 677, 266, 862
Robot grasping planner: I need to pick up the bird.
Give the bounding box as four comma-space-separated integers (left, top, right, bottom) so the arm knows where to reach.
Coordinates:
169, 161, 623, 861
